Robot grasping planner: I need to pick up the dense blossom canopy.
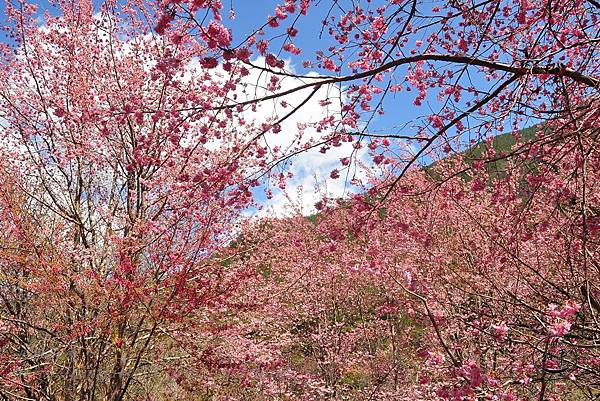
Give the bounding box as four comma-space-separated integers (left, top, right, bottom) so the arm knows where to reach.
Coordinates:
0, 0, 598, 400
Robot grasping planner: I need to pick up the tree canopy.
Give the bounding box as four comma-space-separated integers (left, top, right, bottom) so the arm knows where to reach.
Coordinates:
0, 0, 598, 400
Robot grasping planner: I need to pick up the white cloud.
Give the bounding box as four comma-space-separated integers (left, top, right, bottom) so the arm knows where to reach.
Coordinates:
222, 58, 371, 217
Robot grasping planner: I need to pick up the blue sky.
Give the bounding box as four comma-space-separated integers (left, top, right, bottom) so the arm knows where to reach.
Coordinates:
218, 1, 427, 214
223, 1, 417, 129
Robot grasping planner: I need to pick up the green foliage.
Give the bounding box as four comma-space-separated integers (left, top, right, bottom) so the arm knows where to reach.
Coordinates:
377, 207, 388, 220
425, 126, 540, 183
462, 126, 538, 180
258, 263, 272, 281
463, 126, 537, 161
340, 369, 369, 390
305, 213, 320, 223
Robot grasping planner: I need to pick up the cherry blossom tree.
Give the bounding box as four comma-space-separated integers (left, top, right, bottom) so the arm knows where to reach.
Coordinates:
0, 0, 262, 399
157, 0, 599, 188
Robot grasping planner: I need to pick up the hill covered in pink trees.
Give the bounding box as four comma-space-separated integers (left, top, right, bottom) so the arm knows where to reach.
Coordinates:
219, 127, 600, 399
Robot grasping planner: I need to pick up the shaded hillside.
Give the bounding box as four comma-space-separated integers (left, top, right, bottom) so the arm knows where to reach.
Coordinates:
426, 125, 540, 182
